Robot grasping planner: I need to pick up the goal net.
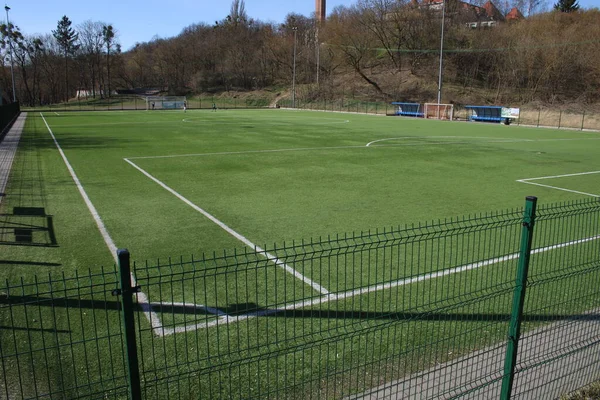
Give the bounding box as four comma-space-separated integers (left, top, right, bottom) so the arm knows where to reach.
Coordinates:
424, 103, 454, 120
145, 96, 187, 110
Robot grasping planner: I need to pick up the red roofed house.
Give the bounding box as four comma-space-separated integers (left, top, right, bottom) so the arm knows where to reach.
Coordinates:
419, 0, 524, 28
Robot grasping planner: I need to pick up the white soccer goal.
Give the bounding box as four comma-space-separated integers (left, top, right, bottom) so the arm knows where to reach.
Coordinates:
145, 96, 187, 110
424, 103, 454, 120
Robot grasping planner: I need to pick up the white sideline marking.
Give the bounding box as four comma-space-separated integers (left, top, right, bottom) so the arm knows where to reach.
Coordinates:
181, 117, 350, 124
517, 171, 600, 198
40, 113, 164, 334
126, 137, 600, 161
127, 145, 366, 160
123, 158, 330, 295
160, 234, 600, 335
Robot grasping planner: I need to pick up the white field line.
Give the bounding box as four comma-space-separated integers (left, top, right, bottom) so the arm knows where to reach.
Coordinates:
519, 170, 600, 181
517, 181, 599, 198
181, 117, 350, 124
366, 136, 600, 147
40, 113, 164, 334
123, 158, 329, 295
127, 145, 365, 160
366, 136, 533, 147
517, 170, 600, 198
160, 234, 600, 336
126, 137, 600, 161
149, 302, 228, 317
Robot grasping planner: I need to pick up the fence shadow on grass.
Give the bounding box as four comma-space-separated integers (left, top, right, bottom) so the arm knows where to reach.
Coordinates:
0, 260, 62, 267
0, 325, 71, 334
2, 296, 599, 325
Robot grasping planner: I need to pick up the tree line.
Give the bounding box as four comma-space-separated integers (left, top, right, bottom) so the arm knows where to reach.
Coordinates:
1, 0, 598, 107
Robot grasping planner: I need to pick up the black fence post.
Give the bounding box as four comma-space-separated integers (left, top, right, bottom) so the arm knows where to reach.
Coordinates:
581, 111, 585, 131
116, 249, 142, 400
500, 196, 537, 400
558, 110, 562, 129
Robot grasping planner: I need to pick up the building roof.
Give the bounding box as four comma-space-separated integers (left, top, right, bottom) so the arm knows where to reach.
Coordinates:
483, 0, 505, 20
506, 7, 525, 20
418, 0, 524, 24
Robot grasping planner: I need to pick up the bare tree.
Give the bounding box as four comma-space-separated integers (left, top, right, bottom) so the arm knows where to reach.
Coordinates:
78, 20, 104, 98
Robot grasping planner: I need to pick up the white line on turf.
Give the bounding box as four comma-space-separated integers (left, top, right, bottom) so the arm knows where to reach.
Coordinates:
366, 136, 600, 147
127, 145, 366, 160
126, 137, 600, 161
366, 136, 534, 147
149, 302, 228, 316
40, 113, 164, 335
161, 234, 600, 335
519, 170, 600, 181
517, 181, 599, 197
123, 158, 330, 295
517, 170, 600, 198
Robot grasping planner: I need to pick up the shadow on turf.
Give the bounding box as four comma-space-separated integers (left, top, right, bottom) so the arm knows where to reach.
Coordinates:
24, 135, 143, 150
218, 303, 600, 323
0, 260, 61, 267
1, 297, 598, 325
0, 325, 70, 334
0, 207, 58, 247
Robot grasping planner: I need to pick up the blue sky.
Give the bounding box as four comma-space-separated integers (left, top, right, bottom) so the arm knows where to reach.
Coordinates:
7, 0, 600, 51
7, 0, 353, 51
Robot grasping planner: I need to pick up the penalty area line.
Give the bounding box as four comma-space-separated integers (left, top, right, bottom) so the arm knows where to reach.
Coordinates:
40, 113, 164, 335
123, 158, 330, 296
517, 170, 600, 198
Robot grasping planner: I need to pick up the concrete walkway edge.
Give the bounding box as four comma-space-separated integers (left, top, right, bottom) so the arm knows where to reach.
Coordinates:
0, 112, 27, 207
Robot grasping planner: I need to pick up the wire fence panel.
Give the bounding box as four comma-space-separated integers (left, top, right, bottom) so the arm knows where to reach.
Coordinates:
510, 200, 600, 399
1, 198, 599, 399
133, 208, 527, 399
0, 268, 129, 400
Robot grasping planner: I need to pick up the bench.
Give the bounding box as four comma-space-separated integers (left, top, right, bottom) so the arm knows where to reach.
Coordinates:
391, 102, 423, 118
465, 105, 511, 124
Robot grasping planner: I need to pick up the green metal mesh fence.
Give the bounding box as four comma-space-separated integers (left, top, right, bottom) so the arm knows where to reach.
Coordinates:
0, 269, 129, 399
1, 197, 599, 399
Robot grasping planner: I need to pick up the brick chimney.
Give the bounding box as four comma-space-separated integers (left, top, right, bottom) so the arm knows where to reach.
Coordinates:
316, 0, 326, 22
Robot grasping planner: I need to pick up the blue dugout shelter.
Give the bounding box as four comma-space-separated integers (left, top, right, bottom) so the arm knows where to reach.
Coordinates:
465, 105, 515, 125
391, 102, 423, 118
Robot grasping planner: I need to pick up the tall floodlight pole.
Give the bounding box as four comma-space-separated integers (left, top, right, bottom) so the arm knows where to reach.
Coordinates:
5, 5, 16, 103
292, 27, 298, 108
437, 0, 446, 109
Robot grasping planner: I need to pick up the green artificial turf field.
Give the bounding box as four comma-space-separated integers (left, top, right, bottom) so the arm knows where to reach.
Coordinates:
7, 110, 599, 264
1, 109, 599, 399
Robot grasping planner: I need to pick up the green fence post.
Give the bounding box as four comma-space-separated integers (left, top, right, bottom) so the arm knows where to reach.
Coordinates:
500, 196, 537, 400
581, 111, 585, 131
116, 249, 142, 400
537, 108, 541, 128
